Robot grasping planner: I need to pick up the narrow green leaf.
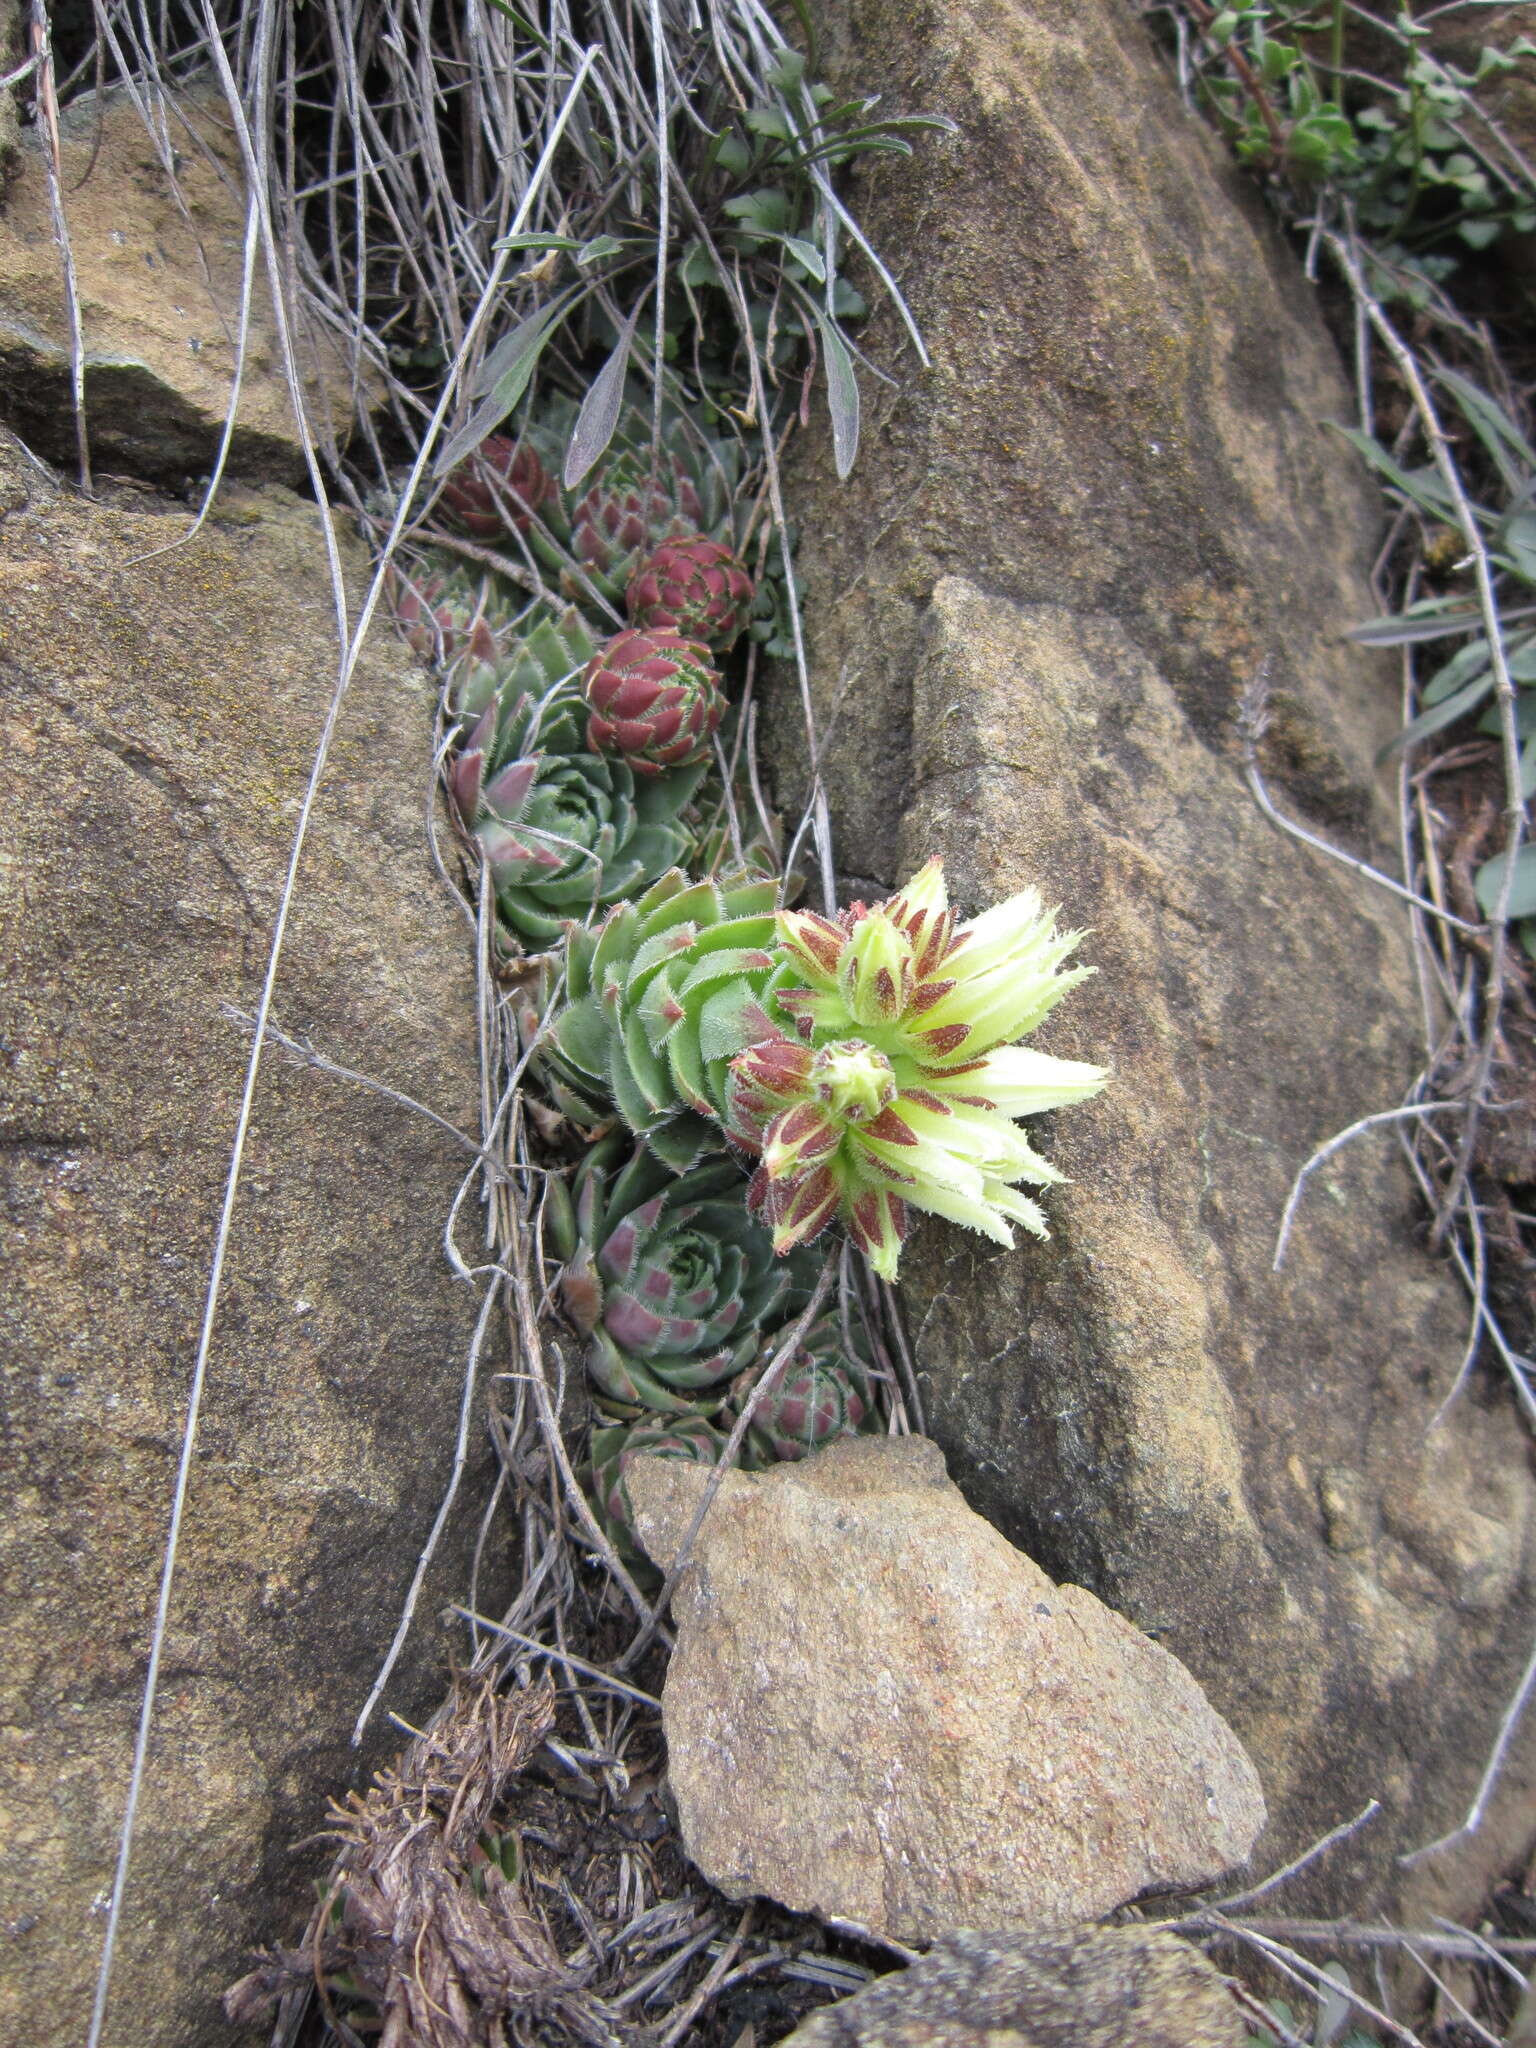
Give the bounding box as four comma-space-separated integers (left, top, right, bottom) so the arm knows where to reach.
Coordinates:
1475, 842, 1536, 920
1329, 423, 1463, 519
1376, 670, 1493, 758
495, 232, 582, 254
1348, 604, 1483, 647
1435, 365, 1536, 488
814, 307, 859, 480
563, 297, 646, 491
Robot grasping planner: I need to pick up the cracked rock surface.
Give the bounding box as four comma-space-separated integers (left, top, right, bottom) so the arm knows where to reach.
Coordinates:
630, 1437, 1266, 1944
0, 446, 485, 2046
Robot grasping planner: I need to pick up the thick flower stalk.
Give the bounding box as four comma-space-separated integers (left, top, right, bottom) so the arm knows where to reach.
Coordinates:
439, 434, 554, 542
582, 627, 724, 776
449, 611, 703, 946
727, 861, 1107, 1278
627, 535, 755, 648
546, 1142, 815, 1415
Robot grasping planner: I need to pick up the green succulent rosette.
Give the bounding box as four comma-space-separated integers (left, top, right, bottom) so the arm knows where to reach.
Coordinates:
448, 608, 706, 948
743, 1311, 879, 1464
585, 1413, 737, 1579
547, 1137, 816, 1415
532, 866, 795, 1169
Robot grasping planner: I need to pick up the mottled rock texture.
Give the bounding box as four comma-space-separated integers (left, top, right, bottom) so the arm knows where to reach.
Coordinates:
0, 80, 356, 482
765, 0, 1536, 1907
778, 1925, 1246, 2048
630, 1438, 1265, 1943
0, 443, 486, 2045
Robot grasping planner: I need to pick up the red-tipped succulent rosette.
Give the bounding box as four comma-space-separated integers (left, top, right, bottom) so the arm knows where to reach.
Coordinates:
626, 535, 755, 648
440, 434, 555, 543
581, 627, 725, 776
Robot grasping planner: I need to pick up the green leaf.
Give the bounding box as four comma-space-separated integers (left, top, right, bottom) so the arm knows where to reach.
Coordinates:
1349, 602, 1483, 646
1376, 670, 1493, 758
1434, 366, 1536, 484
563, 297, 646, 490
452, 285, 584, 462
722, 187, 792, 235
495, 231, 582, 254
1329, 423, 1462, 519
1422, 635, 1491, 704
1498, 511, 1536, 583
577, 234, 629, 266
766, 50, 807, 92
780, 234, 827, 281
1475, 842, 1536, 919
709, 128, 753, 179
814, 307, 860, 479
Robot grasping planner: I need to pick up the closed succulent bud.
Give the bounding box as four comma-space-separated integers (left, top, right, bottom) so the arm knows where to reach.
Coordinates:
440, 435, 554, 543
626, 535, 755, 648
388, 563, 514, 668
582, 628, 724, 776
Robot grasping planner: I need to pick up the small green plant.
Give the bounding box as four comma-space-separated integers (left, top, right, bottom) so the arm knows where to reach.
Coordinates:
1346, 367, 1536, 947
1245, 1972, 1379, 2046
1171, 3, 1536, 300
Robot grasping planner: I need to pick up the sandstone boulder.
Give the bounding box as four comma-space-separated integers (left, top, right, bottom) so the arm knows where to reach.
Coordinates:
766, 0, 1536, 1907
0, 444, 487, 2045
630, 1437, 1265, 1944
0, 79, 358, 482
777, 1925, 1246, 2048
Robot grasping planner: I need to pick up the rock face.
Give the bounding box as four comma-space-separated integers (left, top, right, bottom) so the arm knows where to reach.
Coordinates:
0, 446, 488, 2045
778, 1926, 1246, 2048
0, 80, 356, 482
765, 0, 1536, 1903
629, 1438, 1265, 1944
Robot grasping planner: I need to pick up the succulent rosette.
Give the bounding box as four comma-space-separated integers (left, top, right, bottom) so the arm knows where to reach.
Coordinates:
546, 1140, 815, 1415
554, 399, 741, 602
728, 862, 1108, 1278
533, 867, 786, 1168
449, 608, 704, 947
586, 1413, 731, 1575
744, 1313, 877, 1463
389, 563, 521, 668
440, 434, 554, 543
626, 536, 755, 648
581, 627, 724, 776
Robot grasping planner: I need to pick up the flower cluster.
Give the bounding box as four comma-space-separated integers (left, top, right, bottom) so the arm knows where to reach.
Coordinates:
728, 861, 1107, 1278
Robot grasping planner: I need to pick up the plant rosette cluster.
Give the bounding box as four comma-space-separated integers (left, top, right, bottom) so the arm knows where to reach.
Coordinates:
447, 608, 707, 947
581, 627, 724, 775
545, 1138, 817, 1416
585, 1413, 727, 1577
536, 860, 1107, 1278
739, 1312, 878, 1463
